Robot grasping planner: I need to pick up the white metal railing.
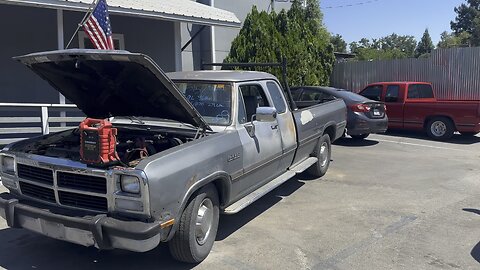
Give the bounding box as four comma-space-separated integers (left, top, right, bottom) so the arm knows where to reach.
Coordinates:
0, 103, 83, 145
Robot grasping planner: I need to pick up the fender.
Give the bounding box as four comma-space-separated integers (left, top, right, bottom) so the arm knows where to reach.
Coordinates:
166, 171, 231, 241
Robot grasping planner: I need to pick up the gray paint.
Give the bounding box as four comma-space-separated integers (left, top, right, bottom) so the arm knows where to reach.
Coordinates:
331, 47, 480, 100
0, 58, 346, 252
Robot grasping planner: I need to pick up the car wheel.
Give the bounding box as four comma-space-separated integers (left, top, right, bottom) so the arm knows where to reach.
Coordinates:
307, 134, 331, 178
351, 134, 369, 140
168, 184, 219, 263
426, 117, 454, 140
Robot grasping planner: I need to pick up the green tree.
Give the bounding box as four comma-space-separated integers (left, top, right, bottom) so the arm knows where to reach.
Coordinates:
451, 0, 480, 46
437, 31, 471, 48
415, 29, 434, 57
349, 34, 417, 61
225, 0, 335, 86
330, 34, 347, 53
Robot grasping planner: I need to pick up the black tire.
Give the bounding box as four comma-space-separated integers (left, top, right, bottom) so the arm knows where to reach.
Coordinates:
168, 184, 219, 263
307, 134, 331, 178
351, 134, 369, 140
426, 117, 454, 141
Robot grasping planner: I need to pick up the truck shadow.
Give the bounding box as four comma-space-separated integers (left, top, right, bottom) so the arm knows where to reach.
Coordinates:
383, 130, 480, 145
216, 178, 305, 241
0, 178, 307, 270
333, 137, 379, 147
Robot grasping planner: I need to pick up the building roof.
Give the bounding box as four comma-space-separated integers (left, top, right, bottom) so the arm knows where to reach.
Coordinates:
167, 70, 279, 82
0, 0, 241, 27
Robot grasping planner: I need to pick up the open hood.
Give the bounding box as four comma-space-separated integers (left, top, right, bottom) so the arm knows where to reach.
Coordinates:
16, 49, 211, 131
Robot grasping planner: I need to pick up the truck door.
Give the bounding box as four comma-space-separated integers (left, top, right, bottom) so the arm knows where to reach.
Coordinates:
384, 84, 404, 128
264, 80, 297, 169
234, 83, 284, 198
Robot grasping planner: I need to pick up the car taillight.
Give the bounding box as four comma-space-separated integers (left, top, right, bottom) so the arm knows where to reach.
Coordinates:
350, 104, 371, 112
383, 104, 387, 111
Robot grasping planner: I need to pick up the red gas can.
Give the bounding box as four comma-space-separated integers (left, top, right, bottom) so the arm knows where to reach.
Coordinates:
79, 118, 118, 166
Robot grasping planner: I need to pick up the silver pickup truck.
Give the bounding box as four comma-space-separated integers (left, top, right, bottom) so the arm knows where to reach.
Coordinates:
0, 50, 346, 263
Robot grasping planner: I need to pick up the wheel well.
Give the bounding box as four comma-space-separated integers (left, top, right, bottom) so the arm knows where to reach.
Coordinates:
211, 178, 229, 207
323, 125, 336, 141
423, 115, 456, 129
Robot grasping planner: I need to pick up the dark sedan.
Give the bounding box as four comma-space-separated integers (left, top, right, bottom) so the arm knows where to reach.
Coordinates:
291, 86, 388, 139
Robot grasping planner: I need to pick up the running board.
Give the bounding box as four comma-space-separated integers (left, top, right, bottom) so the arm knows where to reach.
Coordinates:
223, 170, 296, 214
289, 157, 318, 173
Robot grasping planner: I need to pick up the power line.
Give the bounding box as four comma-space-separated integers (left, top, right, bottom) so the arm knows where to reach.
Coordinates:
321, 0, 382, 9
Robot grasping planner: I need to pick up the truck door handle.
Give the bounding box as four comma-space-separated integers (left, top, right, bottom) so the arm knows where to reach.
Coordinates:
271, 124, 278, 130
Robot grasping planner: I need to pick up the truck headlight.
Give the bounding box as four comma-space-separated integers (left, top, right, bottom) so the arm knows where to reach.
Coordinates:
120, 175, 140, 194
1, 156, 15, 175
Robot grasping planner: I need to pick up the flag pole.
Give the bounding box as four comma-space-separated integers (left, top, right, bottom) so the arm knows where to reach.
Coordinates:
65, 0, 98, 49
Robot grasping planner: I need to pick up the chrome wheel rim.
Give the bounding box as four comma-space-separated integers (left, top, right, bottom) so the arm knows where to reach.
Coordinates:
195, 198, 214, 245
319, 142, 329, 167
431, 121, 447, 137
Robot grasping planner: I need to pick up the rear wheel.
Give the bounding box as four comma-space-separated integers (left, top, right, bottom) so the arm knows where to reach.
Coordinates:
351, 134, 369, 140
307, 134, 331, 178
426, 117, 454, 140
168, 184, 219, 263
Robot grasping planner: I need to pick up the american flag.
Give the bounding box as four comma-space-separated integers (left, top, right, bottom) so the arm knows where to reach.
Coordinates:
82, 0, 114, 50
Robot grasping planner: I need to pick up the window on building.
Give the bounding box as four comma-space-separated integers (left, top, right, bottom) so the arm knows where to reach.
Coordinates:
78, 31, 125, 50
385, 85, 400, 102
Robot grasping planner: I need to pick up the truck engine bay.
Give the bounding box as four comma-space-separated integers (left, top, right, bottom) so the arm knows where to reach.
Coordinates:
10, 118, 198, 168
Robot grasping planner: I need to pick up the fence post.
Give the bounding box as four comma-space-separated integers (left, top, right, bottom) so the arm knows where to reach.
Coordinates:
41, 106, 49, 135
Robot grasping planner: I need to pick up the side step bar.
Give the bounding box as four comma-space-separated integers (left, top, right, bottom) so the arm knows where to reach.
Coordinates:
223, 157, 318, 214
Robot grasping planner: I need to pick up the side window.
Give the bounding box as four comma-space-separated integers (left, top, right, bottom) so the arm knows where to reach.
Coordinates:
238, 90, 248, 124
385, 85, 400, 102
291, 88, 303, 101
408, 84, 434, 99
361, 85, 382, 101
301, 89, 323, 101
239, 85, 270, 123
266, 81, 287, 113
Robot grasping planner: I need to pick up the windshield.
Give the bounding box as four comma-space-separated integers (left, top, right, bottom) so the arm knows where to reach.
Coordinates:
174, 82, 232, 126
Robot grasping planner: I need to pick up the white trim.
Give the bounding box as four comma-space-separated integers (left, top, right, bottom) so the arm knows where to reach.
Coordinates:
210, 0, 216, 70
173, 22, 182, 71
0, 0, 241, 28
78, 31, 125, 50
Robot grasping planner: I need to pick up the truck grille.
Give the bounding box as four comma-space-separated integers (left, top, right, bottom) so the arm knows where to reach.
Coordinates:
19, 182, 56, 203
17, 164, 54, 185
59, 191, 108, 212
57, 172, 107, 194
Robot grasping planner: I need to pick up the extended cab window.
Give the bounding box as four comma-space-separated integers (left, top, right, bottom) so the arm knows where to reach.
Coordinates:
385, 85, 400, 102
176, 82, 232, 125
239, 84, 270, 123
407, 84, 434, 99
301, 89, 324, 101
361, 85, 382, 101
266, 81, 287, 113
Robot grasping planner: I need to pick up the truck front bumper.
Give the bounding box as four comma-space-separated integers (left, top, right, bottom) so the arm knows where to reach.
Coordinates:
0, 193, 169, 252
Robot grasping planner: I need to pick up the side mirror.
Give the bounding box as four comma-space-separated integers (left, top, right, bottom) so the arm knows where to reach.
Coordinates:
255, 107, 277, 122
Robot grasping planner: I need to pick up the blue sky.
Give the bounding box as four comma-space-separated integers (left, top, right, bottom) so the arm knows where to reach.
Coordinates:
321, 0, 465, 46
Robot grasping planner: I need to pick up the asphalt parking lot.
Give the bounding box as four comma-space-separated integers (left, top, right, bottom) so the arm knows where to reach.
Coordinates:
0, 131, 479, 270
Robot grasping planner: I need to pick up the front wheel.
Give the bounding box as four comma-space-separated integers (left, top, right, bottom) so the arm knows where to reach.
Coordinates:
426, 117, 454, 140
168, 184, 219, 263
307, 134, 331, 178
351, 134, 369, 140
